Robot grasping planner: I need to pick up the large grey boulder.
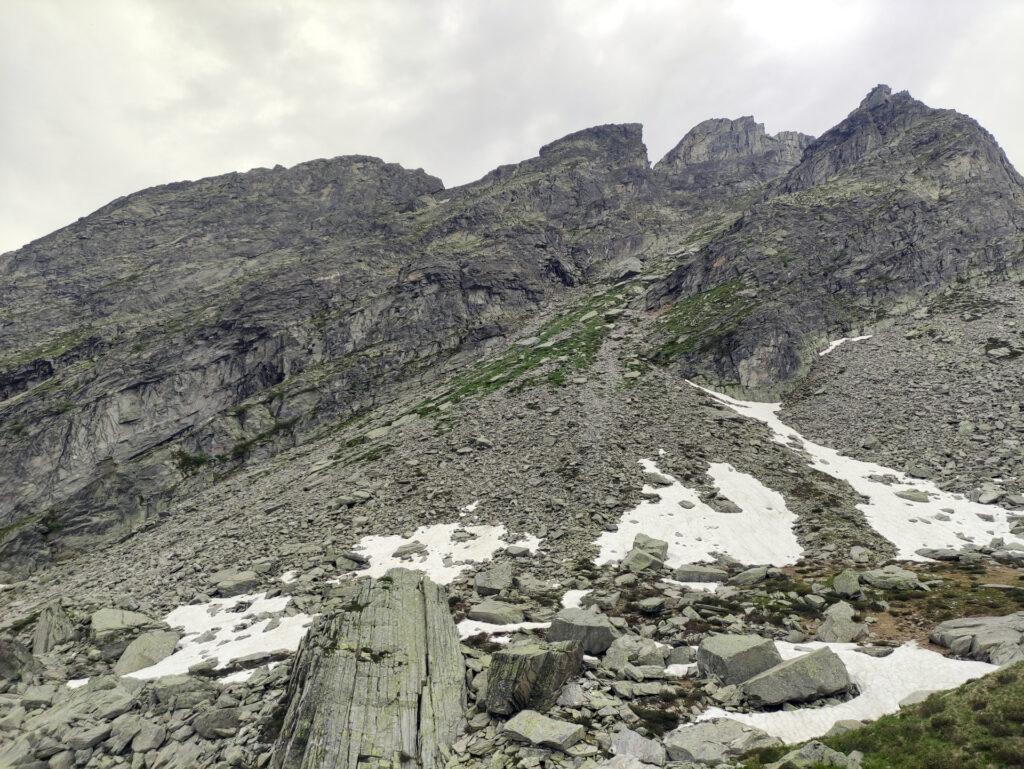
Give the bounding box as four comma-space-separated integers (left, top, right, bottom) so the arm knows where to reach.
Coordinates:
467, 599, 525, 625
604, 634, 667, 674
673, 564, 728, 583
860, 565, 924, 591
765, 741, 863, 768
501, 710, 584, 751
696, 634, 782, 685
272, 569, 466, 769
548, 608, 619, 654
90, 608, 154, 640
620, 534, 668, 574
611, 727, 666, 766
741, 647, 852, 706
209, 567, 260, 597
816, 602, 867, 643
474, 562, 513, 596
32, 600, 76, 654
831, 570, 862, 599
664, 718, 781, 764
485, 640, 583, 715
113, 630, 180, 675
0, 636, 39, 681
930, 612, 1024, 664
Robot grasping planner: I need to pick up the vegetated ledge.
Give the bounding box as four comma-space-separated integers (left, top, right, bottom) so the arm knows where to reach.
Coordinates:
741, 661, 1024, 769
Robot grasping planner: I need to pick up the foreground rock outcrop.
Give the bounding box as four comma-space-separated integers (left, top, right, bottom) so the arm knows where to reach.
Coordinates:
272, 569, 466, 769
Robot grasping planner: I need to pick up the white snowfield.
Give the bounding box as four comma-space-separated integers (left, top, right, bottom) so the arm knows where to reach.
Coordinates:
699, 641, 995, 743
595, 459, 803, 568
819, 335, 873, 356
693, 383, 1024, 560
456, 619, 551, 643
351, 523, 541, 584
561, 589, 592, 608
126, 592, 314, 680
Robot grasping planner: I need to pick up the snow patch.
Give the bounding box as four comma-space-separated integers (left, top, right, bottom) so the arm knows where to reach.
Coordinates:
457, 619, 550, 643
819, 335, 872, 356
352, 523, 540, 585
278, 570, 298, 584
693, 383, 1024, 559
665, 663, 697, 677
126, 592, 314, 681
595, 459, 802, 568
561, 589, 592, 608
663, 578, 720, 593
66, 678, 89, 689
698, 641, 995, 743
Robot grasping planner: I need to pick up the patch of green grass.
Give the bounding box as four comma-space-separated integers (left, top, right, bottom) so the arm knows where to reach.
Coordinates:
173, 450, 211, 475
415, 282, 633, 410
742, 662, 1024, 769
226, 417, 299, 460
647, 280, 753, 364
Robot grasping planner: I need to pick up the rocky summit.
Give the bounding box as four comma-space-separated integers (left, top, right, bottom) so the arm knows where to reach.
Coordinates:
2, 84, 1024, 769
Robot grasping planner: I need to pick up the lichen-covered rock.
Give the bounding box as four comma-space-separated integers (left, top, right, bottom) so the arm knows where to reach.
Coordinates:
816, 602, 867, 643
664, 718, 781, 764
485, 640, 582, 715
696, 634, 782, 685
113, 630, 180, 675
741, 647, 852, 706
547, 607, 619, 654
930, 612, 1024, 664
272, 569, 466, 769
0, 636, 39, 681
501, 710, 584, 751
32, 600, 76, 655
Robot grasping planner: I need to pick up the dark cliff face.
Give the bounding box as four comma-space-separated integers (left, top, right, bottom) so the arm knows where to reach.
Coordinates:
654, 116, 813, 209
649, 85, 1024, 388
2, 88, 1023, 577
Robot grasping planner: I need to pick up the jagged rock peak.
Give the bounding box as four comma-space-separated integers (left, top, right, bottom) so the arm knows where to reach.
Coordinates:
656, 116, 812, 170
859, 83, 893, 109
538, 123, 648, 166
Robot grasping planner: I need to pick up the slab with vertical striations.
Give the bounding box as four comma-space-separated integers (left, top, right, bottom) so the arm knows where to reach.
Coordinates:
272, 568, 466, 769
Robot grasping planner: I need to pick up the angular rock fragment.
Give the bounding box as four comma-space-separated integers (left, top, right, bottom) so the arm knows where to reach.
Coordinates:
664, 718, 781, 764
113, 629, 180, 675
816, 602, 867, 643
930, 611, 1024, 664
548, 607, 619, 654
740, 647, 852, 706
32, 600, 76, 654
272, 569, 466, 769
501, 710, 584, 751
696, 634, 782, 685
485, 640, 583, 715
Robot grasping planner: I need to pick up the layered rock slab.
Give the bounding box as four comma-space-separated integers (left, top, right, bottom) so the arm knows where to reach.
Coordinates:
271, 569, 466, 769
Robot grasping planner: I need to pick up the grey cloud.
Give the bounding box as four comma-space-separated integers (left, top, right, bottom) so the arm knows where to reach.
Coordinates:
1, 0, 1021, 253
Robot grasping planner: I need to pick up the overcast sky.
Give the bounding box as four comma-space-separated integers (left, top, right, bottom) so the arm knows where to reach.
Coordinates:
2, 0, 1022, 254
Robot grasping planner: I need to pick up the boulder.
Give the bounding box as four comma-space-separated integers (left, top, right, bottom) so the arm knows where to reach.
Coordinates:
32, 600, 76, 654
741, 647, 852, 706
113, 630, 180, 675
485, 640, 583, 715
209, 568, 260, 597
696, 634, 782, 685
0, 635, 39, 681
930, 612, 1024, 664
611, 727, 666, 766
501, 710, 584, 751
765, 741, 863, 768
151, 675, 218, 712
90, 607, 154, 640
673, 564, 728, 583
728, 565, 771, 585
604, 634, 667, 674
831, 570, 862, 598
474, 562, 513, 596
548, 608, 619, 654
664, 718, 781, 764
467, 599, 525, 625
193, 706, 242, 738
816, 602, 867, 643
860, 565, 924, 591
272, 569, 466, 769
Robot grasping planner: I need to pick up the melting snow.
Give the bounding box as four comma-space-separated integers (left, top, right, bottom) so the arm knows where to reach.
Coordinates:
457, 619, 551, 642
693, 383, 1024, 560
352, 523, 540, 584
819, 335, 873, 356
595, 459, 802, 567
126, 592, 314, 680
66, 678, 89, 689
561, 589, 592, 608
699, 641, 995, 743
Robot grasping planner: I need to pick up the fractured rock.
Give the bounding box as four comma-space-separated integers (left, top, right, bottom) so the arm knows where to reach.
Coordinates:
113, 629, 180, 675
32, 600, 76, 655
816, 602, 867, 643
485, 640, 583, 715
696, 634, 782, 685
664, 718, 781, 764
501, 710, 584, 751
272, 569, 466, 769
548, 607, 619, 654
741, 647, 852, 706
